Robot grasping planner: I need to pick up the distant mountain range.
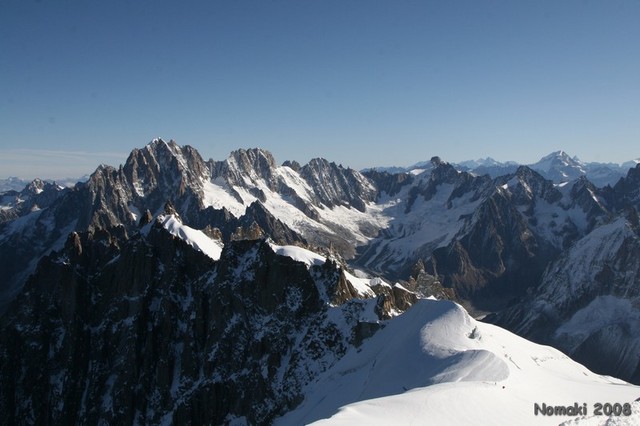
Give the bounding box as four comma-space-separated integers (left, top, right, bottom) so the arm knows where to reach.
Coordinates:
0, 175, 90, 192
368, 150, 640, 188
1, 139, 639, 423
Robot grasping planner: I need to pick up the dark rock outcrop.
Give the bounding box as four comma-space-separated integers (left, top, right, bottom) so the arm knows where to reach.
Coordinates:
0, 224, 386, 424
362, 169, 414, 198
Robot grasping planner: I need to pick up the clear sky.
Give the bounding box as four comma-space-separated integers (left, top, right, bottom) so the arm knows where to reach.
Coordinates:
1, 0, 639, 179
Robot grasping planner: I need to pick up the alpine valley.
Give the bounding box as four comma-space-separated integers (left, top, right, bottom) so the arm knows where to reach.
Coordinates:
1, 139, 639, 425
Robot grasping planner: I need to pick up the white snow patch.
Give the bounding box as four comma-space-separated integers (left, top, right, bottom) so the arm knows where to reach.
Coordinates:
160, 215, 223, 260
342, 270, 377, 298
268, 242, 326, 268
128, 204, 141, 222
393, 282, 409, 291
201, 178, 246, 218
133, 180, 145, 197
275, 166, 315, 203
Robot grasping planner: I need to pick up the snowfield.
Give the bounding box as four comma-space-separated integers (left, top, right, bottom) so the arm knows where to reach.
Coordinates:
267, 242, 377, 298
160, 214, 224, 260
276, 299, 640, 426
268, 242, 327, 268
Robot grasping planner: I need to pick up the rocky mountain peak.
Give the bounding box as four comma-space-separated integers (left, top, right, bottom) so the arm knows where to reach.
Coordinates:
0, 178, 64, 223
304, 157, 334, 172
120, 140, 211, 220
25, 178, 46, 193
282, 159, 301, 172
428, 159, 461, 185
538, 150, 576, 167
514, 164, 543, 180
130, 138, 208, 180
299, 158, 376, 212
507, 166, 559, 203
569, 175, 599, 199
362, 169, 414, 198
210, 148, 278, 189
614, 164, 640, 190
611, 164, 640, 211
430, 155, 444, 166
230, 148, 277, 174
10, 178, 64, 213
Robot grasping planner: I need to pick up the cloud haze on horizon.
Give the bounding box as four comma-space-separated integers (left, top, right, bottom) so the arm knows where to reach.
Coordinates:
1, 0, 639, 179
0, 149, 126, 180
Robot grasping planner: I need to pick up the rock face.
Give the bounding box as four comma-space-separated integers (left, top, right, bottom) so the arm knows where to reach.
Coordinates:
608, 164, 640, 210
488, 212, 640, 384
362, 169, 414, 198
0, 223, 389, 424
425, 166, 609, 309
484, 165, 640, 384
298, 158, 377, 213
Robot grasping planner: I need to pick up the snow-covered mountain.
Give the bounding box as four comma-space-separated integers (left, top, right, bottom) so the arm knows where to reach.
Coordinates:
527, 151, 637, 187
277, 299, 640, 425
461, 150, 633, 187
529, 150, 587, 182
368, 150, 638, 187
456, 157, 520, 178
0, 177, 30, 193
360, 161, 612, 312
0, 176, 88, 194
489, 208, 640, 384
0, 140, 384, 310
0, 178, 65, 222
2, 139, 640, 423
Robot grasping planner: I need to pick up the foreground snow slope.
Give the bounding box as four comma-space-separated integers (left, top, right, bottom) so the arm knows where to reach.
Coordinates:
277, 300, 640, 426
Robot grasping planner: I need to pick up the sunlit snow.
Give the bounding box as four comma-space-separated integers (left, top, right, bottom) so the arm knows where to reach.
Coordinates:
160, 215, 223, 260
268, 242, 326, 268
277, 299, 640, 426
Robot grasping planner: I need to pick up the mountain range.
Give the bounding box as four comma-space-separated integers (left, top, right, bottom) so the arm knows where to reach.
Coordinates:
368, 150, 640, 188
3, 150, 639, 194
1, 139, 639, 424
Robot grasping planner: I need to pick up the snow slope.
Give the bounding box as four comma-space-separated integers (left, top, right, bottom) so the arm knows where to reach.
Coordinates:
268, 241, 327, 268
268, 241, 376, 298
160, 215, 223, 260
276, 300, 640, 426
358, 177, 485, 275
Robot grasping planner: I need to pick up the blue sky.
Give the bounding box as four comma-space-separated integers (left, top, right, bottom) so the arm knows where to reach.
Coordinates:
1, 0, 639, 179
